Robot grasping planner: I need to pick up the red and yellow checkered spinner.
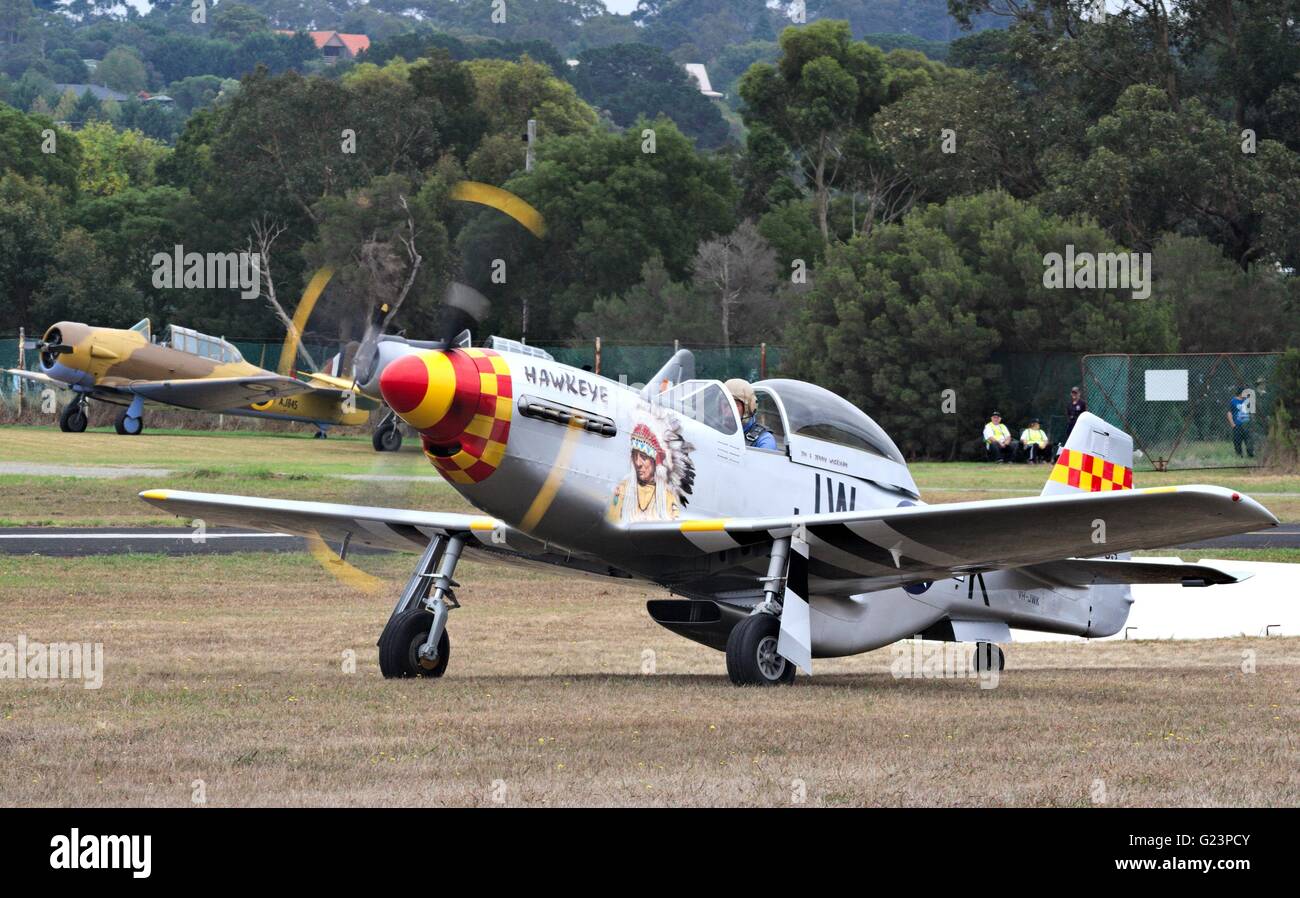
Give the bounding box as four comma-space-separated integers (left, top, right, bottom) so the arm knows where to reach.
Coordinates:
379, 347, 513, 484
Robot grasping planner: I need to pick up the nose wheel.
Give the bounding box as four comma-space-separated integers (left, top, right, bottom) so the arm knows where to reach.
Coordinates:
59, 399, 88, 433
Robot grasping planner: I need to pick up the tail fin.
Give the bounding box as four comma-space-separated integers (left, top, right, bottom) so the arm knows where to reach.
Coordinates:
1041, 412, 1134, 497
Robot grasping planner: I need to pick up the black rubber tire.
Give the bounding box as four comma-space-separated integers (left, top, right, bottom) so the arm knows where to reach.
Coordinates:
113, 409, 143, 435
59, 402, 87, 433
378, 608, 450, 679
973, 642, 1005, 673
372, 425, 402, 452
725, 613, 796, 686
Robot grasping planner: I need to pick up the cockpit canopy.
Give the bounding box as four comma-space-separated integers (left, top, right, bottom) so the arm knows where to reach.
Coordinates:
165, 325, 243, 364
756, 379, 906, 464
654, 379, 738, 435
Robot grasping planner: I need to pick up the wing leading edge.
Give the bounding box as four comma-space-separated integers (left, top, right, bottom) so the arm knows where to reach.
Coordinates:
138, 489, 505, 554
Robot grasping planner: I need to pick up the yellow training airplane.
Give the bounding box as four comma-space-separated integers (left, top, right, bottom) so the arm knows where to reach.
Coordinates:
8, 318, 375, 436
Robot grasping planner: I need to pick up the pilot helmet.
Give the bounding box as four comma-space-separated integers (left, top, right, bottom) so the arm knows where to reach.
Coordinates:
724, 378, 757, 418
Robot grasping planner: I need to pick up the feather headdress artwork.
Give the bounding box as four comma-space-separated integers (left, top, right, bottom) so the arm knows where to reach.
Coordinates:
629, 408, 696, 507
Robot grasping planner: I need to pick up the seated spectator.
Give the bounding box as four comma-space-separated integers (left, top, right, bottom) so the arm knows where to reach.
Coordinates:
983, 411, 1012, 462
1019, 418, 1050, 464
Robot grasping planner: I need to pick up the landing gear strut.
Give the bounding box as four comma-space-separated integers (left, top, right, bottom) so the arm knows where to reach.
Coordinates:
59, 397, 88, 433
725, 536, 796, 686
377, 533, 464, 678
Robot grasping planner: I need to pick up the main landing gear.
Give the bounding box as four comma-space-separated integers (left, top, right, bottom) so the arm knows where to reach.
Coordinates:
58, 397, 89, 433
371, 410, 403, 452
725, 536, 797, 686
377, 533, 465, 678
113, 396, 145, 435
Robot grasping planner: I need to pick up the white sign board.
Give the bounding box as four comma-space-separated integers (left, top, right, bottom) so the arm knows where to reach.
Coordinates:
1144, 369, 1188, 401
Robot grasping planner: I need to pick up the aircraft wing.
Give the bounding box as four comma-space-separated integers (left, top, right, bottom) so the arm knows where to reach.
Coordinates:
4, 368, 71, 388
125, 375, 311, 410
623, 486, 1277, 594
138, 489, 504, 553
304, 371, 357, 392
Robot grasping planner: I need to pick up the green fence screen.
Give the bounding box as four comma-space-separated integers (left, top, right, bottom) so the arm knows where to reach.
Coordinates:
1082, 353, 1280, 470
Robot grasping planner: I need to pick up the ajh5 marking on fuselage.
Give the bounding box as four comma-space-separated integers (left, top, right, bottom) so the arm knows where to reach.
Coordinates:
139, 341, 1277, 686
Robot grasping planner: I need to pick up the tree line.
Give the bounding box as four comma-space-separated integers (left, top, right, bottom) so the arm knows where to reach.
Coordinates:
2, 2, 1299, 457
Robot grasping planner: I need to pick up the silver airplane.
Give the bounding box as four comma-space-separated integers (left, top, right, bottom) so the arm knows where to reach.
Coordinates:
139, 339, 1278, 685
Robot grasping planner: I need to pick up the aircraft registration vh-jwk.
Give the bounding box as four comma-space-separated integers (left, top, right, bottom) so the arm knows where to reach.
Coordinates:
8, 318, 375, 437
138, 336, 1278, 686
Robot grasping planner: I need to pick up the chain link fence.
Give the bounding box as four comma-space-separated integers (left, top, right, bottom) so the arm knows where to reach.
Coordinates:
7, 332, 1275, 471
1082, 353, 1281, 471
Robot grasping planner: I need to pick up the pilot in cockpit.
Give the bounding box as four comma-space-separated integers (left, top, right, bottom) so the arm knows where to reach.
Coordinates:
725, 379, 777, 450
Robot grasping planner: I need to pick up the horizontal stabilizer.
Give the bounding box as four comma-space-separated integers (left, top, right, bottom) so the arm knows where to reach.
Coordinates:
1024, 558, 1249, 587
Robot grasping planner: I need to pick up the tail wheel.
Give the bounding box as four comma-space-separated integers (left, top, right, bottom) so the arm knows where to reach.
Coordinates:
725, 613, 796, 686
114, 409, 143, 435
372, 425, 402, 452
378, 608, 450, 679
973, 642, 1005, 672
59, 402, 88, 433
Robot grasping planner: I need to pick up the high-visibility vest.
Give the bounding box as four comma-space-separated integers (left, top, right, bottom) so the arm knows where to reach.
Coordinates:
984, 422, 1009, 442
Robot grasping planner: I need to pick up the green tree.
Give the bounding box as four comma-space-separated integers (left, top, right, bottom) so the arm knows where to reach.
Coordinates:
569, 43, 730, 148
468, 117, 738, 339
0, 172, 63, 331
0, 103, 81, 195
576, 255, 717, 341
465, 56, 597, 141
739, 20, 889, 240
784, 191, 1177, 457
1151, 233, 1300, 352
874, 69, 1040, 201
96, 46, 148, 94
75, 120, 169, 197
212, 2, 268, 42
1039, 84, 1300, 267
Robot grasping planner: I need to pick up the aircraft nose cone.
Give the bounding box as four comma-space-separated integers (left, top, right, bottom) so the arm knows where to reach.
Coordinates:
378, 349, 465, 437
379, 352, 429, 415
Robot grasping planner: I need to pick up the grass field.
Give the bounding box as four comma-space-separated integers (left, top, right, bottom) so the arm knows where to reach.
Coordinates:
2, 424, 1298, 525
1, 553, 1296, 807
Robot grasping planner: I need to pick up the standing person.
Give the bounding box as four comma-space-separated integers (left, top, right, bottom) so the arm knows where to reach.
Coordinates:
1019, 417, 1050, 464
1064, 386, 1087, 447
1227, 386, 1255, 459
983, 411, 1012, 462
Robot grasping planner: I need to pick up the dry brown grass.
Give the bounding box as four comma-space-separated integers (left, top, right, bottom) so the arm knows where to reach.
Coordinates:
0, 552, 1296, 807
